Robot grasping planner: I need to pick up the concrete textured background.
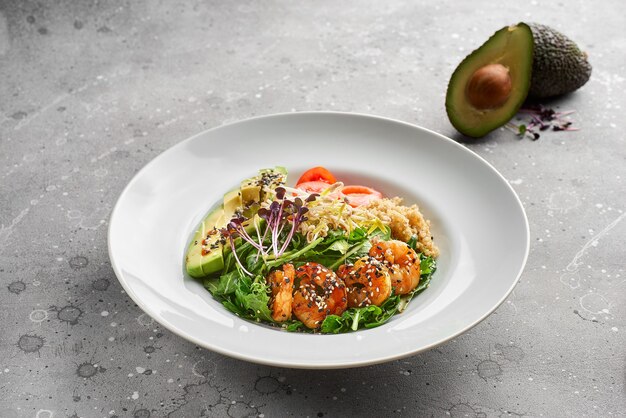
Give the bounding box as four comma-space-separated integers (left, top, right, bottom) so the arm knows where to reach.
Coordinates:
0, 0, 624, 417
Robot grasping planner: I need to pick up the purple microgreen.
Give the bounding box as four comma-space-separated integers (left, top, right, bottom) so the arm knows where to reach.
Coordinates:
269, 201, 281, 213
509, 105, 579, 141
257, 207, 269, 220
253, 218, 266, 261
281, 199, 293, 212
278, 219, 297, 255
233, 221, 263, 251
225, 219, 264, 254
278, 204, 308, 255
275, 187, 286, 200
270, 199, 286, 256
530, 114, 546, 129
305, 193, 319, 203
224, 187, 316, 266
228, 234, 253, 277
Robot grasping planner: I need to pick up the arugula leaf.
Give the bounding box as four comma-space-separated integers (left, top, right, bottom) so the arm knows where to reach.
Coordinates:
232, 275, 274, 322
222, 299, 245, 316
369, 225, 391, 241
419, 254, 436, 277
245, 251, 265, 274
407, 235, 418, 251
328, 239, 349, 254
284, 320, 306, 332
204, 270, 240, 296
327, 240, 371, 270
320, 314, 345, 333
266, 237, 324, 268
321, 295, 401, 333
347, 227, 368, 242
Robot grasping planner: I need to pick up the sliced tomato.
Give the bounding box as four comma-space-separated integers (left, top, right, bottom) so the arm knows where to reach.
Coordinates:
296, 166, 337, 186
341, 185, 383, 207
296, 180, 333, 194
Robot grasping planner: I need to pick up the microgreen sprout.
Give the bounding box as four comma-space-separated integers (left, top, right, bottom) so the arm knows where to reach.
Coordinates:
221, 188, 316, 275
506, 105, 579, 141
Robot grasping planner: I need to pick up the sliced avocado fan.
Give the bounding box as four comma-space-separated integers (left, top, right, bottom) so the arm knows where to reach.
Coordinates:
445, 23, 534, 138
185, 166, 288, 278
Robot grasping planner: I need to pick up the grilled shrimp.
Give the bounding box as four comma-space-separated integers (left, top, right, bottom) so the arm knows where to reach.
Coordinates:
267, 263, 295, 322
292, 262, 348, 329
369, 239, 421, 295
337, 256, 392, 307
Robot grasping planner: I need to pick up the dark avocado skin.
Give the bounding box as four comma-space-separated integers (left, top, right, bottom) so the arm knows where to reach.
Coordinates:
527, 23, 592, 98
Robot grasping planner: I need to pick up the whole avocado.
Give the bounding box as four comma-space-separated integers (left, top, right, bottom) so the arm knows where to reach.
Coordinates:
445, 22, 592, 137
527, 23, 592, 98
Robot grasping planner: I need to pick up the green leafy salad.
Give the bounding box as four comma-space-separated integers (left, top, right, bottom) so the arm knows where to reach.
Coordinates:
185, 166, 438, 333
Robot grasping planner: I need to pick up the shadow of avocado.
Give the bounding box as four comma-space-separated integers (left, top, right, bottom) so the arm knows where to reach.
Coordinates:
450, 130, 495, 145
522, 95, 572, 108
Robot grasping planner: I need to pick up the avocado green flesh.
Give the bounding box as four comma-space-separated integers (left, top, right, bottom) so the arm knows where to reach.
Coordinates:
446, 24, 534, 138
241, 180, 261, 206
241, 179, 261, 218
223, 189, 243, 218
259, 166, 287, 201
185, 208, 226, 278
185, 189, 243, 278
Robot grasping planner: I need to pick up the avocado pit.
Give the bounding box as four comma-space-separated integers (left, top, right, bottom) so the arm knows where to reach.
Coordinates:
465, 64, 512, 110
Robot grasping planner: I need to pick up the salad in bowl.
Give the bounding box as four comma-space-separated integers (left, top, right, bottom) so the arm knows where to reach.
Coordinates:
185, 166, 438, 333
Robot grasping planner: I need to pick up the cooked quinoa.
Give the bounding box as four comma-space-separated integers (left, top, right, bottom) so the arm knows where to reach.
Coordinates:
365, 197, 439, 257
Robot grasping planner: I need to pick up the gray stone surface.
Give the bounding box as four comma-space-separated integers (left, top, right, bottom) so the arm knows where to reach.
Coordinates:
0, 0, 624, 416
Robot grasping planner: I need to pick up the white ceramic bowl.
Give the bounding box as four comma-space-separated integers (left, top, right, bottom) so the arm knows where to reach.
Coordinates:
108, 112, 529, 368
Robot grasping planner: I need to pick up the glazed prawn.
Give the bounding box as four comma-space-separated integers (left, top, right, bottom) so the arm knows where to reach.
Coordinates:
292, 262, 348, 329
267, 263, 295, 322
337, 256, 392, 307
369, 239, 421, 295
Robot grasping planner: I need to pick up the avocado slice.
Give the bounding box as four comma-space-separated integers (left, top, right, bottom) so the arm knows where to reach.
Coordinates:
527, 23, 592, 99
223, 189, 243, 220
259, 166, 287, 201
241, 180, 261, 207
240, 167, 288, 216
241, 177, 262, 218
186, 189, 243, 278
446, 23, 534, 138
185, 208, 226, 278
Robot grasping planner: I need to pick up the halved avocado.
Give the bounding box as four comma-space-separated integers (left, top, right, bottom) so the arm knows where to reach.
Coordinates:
446, 23, 534, 138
